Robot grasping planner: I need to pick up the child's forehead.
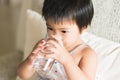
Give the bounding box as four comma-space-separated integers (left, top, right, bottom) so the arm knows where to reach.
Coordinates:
46, 18, 76, 26
46, 19, 79, 30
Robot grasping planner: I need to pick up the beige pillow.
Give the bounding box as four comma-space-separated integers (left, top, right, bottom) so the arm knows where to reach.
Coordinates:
81, 32, 120, 80
24, 9, 47, 59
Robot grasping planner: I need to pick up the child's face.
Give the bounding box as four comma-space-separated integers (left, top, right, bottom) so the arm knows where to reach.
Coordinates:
46, 19, 83, 51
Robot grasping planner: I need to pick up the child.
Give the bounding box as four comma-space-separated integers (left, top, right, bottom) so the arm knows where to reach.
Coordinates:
17, 0, 97, 80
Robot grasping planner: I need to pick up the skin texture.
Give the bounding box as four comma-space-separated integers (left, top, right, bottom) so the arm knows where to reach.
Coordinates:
17, 19, 97, 80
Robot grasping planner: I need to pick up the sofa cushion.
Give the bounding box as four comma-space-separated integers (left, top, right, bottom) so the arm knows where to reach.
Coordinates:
81, 32, 120, 80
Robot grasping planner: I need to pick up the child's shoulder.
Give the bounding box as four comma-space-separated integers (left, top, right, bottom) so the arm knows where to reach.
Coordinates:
79, 45, 97, 60
73, 45, 97, 65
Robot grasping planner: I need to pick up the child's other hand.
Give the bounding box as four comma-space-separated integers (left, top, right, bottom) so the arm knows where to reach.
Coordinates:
26, 39, 46, 65
42, 35, 72, 65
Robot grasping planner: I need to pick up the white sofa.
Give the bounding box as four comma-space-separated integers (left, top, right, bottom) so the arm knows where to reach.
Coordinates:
16, 0, 120, 80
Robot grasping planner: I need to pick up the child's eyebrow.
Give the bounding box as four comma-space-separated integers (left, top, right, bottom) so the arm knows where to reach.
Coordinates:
59, 28, 70, 30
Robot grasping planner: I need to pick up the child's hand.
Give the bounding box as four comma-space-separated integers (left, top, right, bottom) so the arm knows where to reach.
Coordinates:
26, 39, 47, 65
42, 35, 72, 65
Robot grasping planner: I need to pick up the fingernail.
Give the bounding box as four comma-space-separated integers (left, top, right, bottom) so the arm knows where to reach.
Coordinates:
41, 39, 45, 43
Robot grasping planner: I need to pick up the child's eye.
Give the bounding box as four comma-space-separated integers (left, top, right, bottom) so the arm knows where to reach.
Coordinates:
61, 30, 67, 33
47, 27, 53, 30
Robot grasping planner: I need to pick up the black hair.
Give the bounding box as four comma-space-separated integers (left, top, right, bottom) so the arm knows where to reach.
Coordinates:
42, 0, 94, 31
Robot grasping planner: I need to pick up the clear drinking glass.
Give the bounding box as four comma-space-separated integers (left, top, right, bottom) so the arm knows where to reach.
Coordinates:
32, 56, 55, 77
32, 35, 62, 77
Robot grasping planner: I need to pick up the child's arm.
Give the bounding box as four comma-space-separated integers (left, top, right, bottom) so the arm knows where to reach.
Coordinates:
63, 48, 97, 80
17, 40, 46, 80
17, 57, 35, 80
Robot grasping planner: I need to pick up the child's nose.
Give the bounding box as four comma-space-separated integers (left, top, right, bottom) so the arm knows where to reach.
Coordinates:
51, 31, 60, 37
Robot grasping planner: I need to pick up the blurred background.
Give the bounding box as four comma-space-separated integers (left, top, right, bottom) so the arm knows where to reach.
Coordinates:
0, 0, 43, 80
0, 0, 23, 80
0, 0, 21, 54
